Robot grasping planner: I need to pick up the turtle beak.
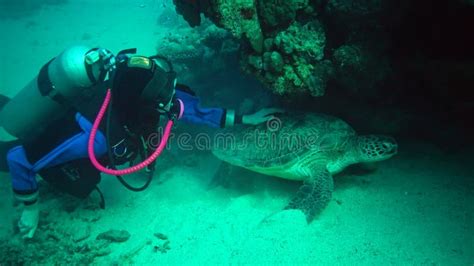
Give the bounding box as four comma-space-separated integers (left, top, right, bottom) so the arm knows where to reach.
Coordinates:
382, 138, 398, 156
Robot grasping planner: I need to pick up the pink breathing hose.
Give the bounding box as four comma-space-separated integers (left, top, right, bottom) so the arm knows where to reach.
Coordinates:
88, 89, 179, 175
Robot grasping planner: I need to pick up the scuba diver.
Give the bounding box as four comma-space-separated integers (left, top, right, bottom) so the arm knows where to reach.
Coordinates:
0, 46, 280, 239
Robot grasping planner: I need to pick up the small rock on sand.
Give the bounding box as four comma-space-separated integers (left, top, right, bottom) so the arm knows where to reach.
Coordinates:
96, 230, 130, 243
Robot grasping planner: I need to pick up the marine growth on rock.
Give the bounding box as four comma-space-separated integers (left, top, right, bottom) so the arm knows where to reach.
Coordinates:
173, 0, 391, 97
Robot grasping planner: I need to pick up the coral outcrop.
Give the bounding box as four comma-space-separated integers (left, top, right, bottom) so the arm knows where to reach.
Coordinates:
332, 43, 390, 94
173, 0, 389, 97
156, 22, 239, 84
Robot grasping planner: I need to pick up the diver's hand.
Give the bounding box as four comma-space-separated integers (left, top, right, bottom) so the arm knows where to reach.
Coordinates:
242, 108, 285, 125
18, 202, 39, 239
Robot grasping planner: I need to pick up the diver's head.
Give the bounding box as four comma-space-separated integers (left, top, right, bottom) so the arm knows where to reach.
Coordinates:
113, 55, 177, 116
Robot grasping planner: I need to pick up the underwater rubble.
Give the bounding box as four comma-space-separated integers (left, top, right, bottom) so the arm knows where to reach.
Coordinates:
0, 182, 170, 264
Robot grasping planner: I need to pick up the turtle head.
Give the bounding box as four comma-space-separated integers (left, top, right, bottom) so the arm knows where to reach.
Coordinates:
355, 135, 398, 162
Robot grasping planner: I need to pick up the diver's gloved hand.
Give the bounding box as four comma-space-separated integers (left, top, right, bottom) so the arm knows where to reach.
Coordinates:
18, 201, 39, 239
243, 108, 285, 125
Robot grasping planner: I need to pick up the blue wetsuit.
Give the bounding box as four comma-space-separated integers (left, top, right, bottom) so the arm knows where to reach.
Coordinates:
7, 89, 224, 195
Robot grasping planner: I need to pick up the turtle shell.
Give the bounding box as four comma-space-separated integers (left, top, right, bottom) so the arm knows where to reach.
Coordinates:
212, 113, 356, 168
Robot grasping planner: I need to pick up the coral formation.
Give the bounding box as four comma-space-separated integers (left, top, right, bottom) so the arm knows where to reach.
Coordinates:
211, 0, 264, 53
258, 0, 310, 29
332, 43, 390, 94
173, 0, 265, 55
173, 0, 390, 97
326, 0, 385, 19
156, 22, 239, 84
156, 27, 206, 63
262, 21, 330, 96
178, 0, 330, 96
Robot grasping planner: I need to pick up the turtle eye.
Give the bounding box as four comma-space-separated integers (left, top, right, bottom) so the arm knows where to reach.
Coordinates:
382, 142, 391, 149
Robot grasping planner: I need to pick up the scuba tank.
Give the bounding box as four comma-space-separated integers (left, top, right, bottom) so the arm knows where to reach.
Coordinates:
0, 45, 183, 198
0, 45, 113, 141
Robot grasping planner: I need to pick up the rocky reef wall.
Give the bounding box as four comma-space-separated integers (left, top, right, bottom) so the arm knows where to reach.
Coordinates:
172, 0, 474, 148
173, 0, 394, 97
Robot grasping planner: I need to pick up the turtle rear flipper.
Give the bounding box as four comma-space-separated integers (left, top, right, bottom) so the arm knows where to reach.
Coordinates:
285, 168, 334, 223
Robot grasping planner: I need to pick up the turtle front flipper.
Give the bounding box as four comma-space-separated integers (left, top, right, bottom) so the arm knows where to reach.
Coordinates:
285, 168, 334, 223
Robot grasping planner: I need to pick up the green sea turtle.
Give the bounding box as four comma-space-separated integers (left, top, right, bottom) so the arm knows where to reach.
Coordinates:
212, 113, 398, 222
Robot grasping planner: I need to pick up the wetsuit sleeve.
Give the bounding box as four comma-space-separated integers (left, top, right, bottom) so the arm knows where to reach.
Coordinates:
175, 86, 225, 128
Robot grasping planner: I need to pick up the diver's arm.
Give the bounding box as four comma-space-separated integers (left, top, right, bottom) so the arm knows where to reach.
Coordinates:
175, 85, 283, 128
240, 108, 284, 125
175, 85, 226, 128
